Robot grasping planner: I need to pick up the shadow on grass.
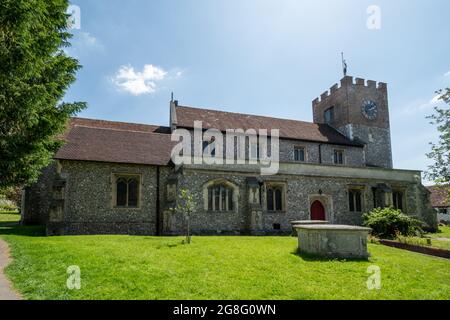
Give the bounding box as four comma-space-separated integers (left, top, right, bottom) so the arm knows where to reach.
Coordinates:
291, 249, 369, 262
155, 242, 183, 249
0, 222, 45, 237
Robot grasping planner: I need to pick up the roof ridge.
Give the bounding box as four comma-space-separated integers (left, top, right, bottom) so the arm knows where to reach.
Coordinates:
176, 105, 319, 126
71, 117, 170, 129
73, 124, 171, 136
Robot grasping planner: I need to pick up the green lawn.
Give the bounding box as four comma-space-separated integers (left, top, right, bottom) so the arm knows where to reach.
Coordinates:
0, 214, 449, 300
428, 226, 450, 239
0, 211, 20, 221
397, 236, 450, 250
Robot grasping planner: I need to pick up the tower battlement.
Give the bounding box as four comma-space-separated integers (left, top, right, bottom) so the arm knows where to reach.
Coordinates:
313, 76, 387, 106
311, 75, 392, 168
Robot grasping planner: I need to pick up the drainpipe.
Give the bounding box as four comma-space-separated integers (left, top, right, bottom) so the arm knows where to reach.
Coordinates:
156, 166, 161, 236
318, 144, 322, 164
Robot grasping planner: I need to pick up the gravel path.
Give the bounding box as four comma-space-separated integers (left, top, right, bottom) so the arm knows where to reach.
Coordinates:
0, 239, 21, 300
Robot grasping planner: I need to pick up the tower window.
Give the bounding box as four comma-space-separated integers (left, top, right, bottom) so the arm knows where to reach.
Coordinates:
324, 107, 335, 124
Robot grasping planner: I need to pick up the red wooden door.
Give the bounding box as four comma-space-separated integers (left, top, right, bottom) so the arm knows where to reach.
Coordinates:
310, 200, 326, 220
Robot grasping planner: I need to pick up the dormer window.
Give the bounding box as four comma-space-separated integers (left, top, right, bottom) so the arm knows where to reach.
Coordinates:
324, 107, 334, 124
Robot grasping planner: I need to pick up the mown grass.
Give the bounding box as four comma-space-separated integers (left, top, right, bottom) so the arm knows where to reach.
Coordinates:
0, 210, 19, 216
0, 215, 449, 300
397, 235, 450, 250
428, 226, 450, 239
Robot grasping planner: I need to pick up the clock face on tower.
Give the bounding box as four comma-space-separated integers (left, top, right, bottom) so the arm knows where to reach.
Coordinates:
361, 100, 378, 120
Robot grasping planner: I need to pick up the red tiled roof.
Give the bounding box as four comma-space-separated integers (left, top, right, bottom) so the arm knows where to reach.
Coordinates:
68, 117, 171, 134
55, 118, 174, 166
427, 185, 450, 208
174, 105, 363, 147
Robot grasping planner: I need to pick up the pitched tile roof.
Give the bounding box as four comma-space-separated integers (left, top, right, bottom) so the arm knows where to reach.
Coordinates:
54, 118, 174, 166
174, 105, 363, 147
68, 117, 171, 134
55, 103, 363, 166
427, 185, 450, 208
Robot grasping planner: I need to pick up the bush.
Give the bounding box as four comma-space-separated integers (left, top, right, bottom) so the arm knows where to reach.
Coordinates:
362, 207, 423, 239
0, 196, 17, 211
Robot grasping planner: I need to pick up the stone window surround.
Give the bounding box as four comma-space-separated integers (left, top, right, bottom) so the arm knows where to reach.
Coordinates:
391, 186, 407, 213
264, 181, 287, 213
346, 183, 367, 213
202, 178, 239, 213
293, 145, 307, 162
111, 173, 143, 209
347, 184, 366, 213
333, 148, 346, 165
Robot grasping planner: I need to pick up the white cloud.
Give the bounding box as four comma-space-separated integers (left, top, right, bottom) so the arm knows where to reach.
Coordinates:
112, 64, 168, 95
445, 70, 450, 77
64, 32, 103, 57
417, 94, 442, 110
77, 32, 98, 46
410, 95, 441, 111
397, 94, 443, 116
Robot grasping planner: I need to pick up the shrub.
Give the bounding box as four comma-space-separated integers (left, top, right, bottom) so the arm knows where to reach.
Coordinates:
0, 196, 17, 211
362, 207, 423, 239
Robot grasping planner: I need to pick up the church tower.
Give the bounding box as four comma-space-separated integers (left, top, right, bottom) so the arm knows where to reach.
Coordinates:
312, 76, 393, 168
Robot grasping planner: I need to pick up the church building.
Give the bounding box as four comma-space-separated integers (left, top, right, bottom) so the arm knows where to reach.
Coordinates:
22, 75, 437, 235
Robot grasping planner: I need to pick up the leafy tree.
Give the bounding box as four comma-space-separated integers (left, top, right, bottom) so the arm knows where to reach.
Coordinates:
171, 188, 195, 244
425, 88, 450, 186
0, 0, 86, 189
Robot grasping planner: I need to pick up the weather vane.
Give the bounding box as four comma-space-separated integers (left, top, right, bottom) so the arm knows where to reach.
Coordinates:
341, 52, 348, 77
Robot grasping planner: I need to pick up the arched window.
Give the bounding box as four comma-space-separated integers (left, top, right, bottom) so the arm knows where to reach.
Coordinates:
207, 185, 233, 211
266, 185, 285, 212
203, 179, 238, 212
116, 178, 128, 206
115, 175, 140, 208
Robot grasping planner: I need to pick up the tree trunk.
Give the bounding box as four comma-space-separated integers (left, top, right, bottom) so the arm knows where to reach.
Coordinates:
186, 215, 191, 244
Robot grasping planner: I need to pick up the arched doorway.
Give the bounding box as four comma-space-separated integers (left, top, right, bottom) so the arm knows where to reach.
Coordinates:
310, 200, 326, 220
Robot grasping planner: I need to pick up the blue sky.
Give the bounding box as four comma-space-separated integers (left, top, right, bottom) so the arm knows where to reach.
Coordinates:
65, 0, 450, 182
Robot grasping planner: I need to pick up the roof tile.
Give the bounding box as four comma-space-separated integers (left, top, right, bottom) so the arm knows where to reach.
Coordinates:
175, 105, 362, 147
55, 118, 174, 166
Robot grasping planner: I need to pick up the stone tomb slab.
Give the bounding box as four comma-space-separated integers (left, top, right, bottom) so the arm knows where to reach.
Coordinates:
290, 220, 329, 236
295, 224, 371, 259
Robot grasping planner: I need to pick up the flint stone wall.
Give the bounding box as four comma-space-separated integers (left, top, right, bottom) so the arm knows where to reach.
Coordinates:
45, 161, 170, 235
23, 160, 436, 236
